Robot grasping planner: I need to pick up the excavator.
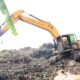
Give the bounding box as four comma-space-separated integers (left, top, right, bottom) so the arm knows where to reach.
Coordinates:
0, 10, 80, 61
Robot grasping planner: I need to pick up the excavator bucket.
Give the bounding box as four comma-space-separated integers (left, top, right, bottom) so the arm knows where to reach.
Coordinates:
0, 0, 17, 36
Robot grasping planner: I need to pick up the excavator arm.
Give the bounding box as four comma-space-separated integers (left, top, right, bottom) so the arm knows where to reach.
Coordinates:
1, 10, 59, 38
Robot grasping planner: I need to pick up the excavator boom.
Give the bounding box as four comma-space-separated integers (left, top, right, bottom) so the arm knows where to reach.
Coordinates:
1, 10, 59, 38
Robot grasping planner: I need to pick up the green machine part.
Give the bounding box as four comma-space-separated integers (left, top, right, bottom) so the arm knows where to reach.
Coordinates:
0, 0, 17, 36
70, 34, 75, 44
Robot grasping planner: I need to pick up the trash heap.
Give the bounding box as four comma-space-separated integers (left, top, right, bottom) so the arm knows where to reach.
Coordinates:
0, 43, 79, 80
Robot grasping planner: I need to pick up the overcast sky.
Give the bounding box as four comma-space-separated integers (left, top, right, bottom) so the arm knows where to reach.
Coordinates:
0, 0, 80, 50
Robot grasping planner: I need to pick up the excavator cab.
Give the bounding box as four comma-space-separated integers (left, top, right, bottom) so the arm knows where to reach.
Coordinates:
56, 34, 80, 61
62, 34, 78, 49
56, 34, 78, 54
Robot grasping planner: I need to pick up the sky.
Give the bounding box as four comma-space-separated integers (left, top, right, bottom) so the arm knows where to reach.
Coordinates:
0, 0, 80, 50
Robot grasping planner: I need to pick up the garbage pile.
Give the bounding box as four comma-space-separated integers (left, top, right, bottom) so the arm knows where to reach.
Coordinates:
0, 43, 79, 80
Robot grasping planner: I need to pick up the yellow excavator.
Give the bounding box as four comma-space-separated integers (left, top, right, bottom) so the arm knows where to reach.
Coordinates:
1, 10, 80, 61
